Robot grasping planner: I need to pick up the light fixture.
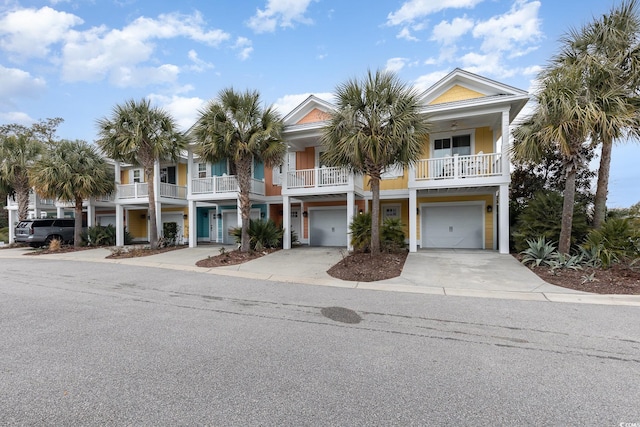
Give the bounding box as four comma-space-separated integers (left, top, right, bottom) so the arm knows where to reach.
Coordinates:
417, 208, 420, 215
486, 205, 493, 213
183, 214, 188, 220
358, 209, 363, 215
260, 212, 266, 219
216, 213, 222, 219
302, 211, 308, 218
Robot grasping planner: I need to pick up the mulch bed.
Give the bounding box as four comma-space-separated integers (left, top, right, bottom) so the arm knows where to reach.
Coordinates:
529, 263, 640, 295
106, 245, 186, 259
327, 251, 408, 282
23, 245, 96, 255
196, 248, 278, 268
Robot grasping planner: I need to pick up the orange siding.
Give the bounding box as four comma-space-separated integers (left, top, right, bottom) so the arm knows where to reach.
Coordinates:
298, 108, 330, 124
264, 165, 282, 196
296, 147, 315, 170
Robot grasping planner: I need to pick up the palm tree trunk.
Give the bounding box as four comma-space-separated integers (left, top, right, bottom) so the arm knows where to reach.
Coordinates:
593, 138, 612, 229
74, 197, 83, 248
16, 186, 30, 221
146, 166, 159, 249
559, 167, 577, 254
370, 177, 381, 255
237, 156, 253, 253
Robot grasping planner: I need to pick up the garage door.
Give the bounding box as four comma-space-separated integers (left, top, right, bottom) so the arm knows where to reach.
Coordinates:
422, 205, 483, 249
309, 208, 348, 247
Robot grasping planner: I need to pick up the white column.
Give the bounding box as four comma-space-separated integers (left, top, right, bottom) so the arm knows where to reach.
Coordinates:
237, 196, 243, 230
56, 206, 64, 218
347, 191, 355, 251
116, 204, 124, 246
87, 203, 95, 227
8, 208, 16, 243
154, 160, 162, 237
499, 184, 509, 254
283, 195, 291, 249
409, 189, 417, 252
188, 200, 196, 248
187, 149, 193, 197
114, 161, 121, 184
501, 109, 511, 178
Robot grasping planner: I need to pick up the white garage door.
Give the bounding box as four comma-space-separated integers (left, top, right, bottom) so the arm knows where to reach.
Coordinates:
422, 205, 483, 249
222, 212, 238, 244
309, 208, 348, 247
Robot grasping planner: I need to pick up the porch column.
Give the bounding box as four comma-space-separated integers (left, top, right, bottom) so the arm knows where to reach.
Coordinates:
114, 161, 121, 184
499, 184, 509, 254
8, 208, 16, 243
56, 206, 64, 218
501, 109, 511, 178
188, 200, 196, 248
347, 191, 355, 251
283, 195, 291, 249
237, 196, 243, 230
409, 189, 418, 252
187, 149, 193, 197
115, 204, 124, 246
154, 160, 162, 237
87, 203, 95, 227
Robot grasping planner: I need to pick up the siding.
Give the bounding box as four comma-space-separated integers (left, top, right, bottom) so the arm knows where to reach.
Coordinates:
430, 85, 485, 105
298, 108, 330, 124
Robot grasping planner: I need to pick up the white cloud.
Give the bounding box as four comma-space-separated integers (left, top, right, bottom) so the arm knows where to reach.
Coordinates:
431, 16, 474, 45
109, 64, 181, 88
148, 93, 207, 131
0, 65, 46, 99
385, 57, 408, 73
273, 92, 334, 116
187, 49, 215, 72
472, 1, 542, 53
397, 27, 419, 42
387, 0, 484, 26
234, 37, 253, 61
247, 0, 316, 33
0, 6, 82, 58
413, 70, 449, 93
0, 111, 35, 125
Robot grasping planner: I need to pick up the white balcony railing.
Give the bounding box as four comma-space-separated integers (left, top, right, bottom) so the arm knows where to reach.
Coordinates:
117, 182, 186, 199
191, 175, 265, 195
414, 153, 502, 181
286, 167, 350, 189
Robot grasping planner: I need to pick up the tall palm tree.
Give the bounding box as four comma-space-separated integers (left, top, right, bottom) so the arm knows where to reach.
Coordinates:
0, 134, 44, 221
96, 99, 186, 249
555, 0, 640, 228
512, 65, 592, 254
191, 88, 285, 253
30, 140, 115, 247
321, 69, 429, 255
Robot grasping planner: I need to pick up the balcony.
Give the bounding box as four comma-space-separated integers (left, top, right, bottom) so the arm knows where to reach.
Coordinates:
191, 175, 265, 197
283, 166, 362, 196
117, 182, 186, 201
411, 152, 506, 188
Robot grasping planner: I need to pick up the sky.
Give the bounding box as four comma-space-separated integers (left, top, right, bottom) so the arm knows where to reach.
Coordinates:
0, 0, 638, 207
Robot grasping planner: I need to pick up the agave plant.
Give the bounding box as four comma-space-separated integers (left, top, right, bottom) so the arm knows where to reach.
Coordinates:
520, 237, 557, 267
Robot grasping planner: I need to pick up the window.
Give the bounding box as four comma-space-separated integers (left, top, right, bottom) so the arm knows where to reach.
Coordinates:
160, 166, 176, 184
133, 169, 142, 183
198, 163, 207, 178
434, 134, 471, 158
382, 204, 401, 221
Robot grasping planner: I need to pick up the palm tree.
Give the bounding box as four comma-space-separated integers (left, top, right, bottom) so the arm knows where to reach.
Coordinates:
30, 140, 115, 247
0, 134, 44, 221
190, 88, 285, 253
512, 65, 592, 254
96, 99, 186, 249
554, 0, 640, 228
321, 69, 429, 255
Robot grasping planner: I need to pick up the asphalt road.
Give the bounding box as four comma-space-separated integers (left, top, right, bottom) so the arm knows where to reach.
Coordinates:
1, 258, 639, 426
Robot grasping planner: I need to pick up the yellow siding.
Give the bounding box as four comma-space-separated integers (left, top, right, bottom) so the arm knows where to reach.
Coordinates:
120, 170, 129, 184
430, 85, 485, 105
475, 127, 493, 153
128, 209, 147, 239
177, 163, 187, 186
417, 194, 494, 249
379, 172, 408, 191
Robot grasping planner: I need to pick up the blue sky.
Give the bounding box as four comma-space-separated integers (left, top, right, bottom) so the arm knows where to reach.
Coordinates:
1, 0, 637, 207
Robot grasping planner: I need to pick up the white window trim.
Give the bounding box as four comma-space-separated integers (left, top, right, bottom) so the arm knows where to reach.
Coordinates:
131, 169, 143, 183
430, 131, 475, 158
382, 203, 401, 221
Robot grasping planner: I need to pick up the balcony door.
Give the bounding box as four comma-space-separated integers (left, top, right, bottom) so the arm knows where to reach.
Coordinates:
433, 134, 471, 158
160, 166, 176, 185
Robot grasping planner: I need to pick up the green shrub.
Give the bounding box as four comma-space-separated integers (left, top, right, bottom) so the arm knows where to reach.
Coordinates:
520, 236, 557, 267
0, 226, 8, 243
349, 212, 372, 252
512, 191, 589, 252
231, 219, 284, 250
161, 222, 179, 247
381, 218, 407, 252
580, 218, 639, 268
81, 225, 132, 247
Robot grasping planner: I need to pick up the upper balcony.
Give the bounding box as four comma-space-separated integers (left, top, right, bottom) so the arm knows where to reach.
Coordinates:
190, 175, 265, 200
6, 192, 55, 210
282, 166, 363, 196
116, 182, 187, 204
409, 152, 508, 189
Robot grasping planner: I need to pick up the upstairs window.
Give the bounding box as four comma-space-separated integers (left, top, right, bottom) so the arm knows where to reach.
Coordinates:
132, 169, 142, 183
198, 163, 207, 178
434, 134, 471, 158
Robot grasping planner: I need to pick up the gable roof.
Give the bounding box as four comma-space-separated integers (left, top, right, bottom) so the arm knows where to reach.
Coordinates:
421, 68, 528, 105
282, 95, 335, 126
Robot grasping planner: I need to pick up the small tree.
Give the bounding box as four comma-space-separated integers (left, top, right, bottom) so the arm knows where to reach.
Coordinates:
96, 99, 186, 249
30, 140, 115, 247
321, 70, 429, 255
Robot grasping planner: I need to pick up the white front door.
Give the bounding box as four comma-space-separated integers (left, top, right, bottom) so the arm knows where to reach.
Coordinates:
422, 204, 483, 249
209, 211, 217, 242
290, 208, 302, 242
